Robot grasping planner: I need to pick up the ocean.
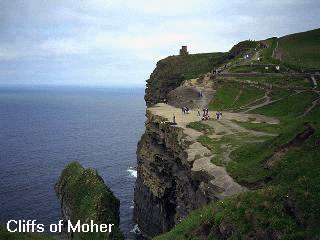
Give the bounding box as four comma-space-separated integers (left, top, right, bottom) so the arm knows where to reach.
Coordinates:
0, 86, 145, 239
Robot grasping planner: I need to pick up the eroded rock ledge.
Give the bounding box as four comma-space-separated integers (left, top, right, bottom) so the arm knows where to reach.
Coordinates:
134, 105, 245, 238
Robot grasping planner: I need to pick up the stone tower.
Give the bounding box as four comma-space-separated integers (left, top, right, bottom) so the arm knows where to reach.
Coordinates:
179, 46, 189, 55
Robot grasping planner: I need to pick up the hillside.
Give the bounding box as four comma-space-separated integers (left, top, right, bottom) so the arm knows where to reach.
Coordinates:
135, 27, 320, 240
145, 52, 229, 106
275, 28, 320, 70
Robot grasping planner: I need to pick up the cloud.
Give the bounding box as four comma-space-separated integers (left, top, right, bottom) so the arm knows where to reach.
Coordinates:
0, 47, 18, 60
0, 0, 319, 86
39, 38, 89, 56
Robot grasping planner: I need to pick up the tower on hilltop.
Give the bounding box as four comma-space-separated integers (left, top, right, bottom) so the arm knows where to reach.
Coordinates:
179, 46, 189, 55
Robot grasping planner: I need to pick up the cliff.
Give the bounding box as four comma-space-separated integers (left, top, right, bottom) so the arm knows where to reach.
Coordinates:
145, 52, 228, 106
135, 28, 320, 240
55, 162, 124, 240
134, 105, 247, 238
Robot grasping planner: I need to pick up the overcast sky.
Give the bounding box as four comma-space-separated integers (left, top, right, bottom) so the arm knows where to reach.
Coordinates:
0, 0, 319, 87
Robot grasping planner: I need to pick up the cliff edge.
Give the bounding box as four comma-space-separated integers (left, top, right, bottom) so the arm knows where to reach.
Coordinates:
135, 28, 320, 240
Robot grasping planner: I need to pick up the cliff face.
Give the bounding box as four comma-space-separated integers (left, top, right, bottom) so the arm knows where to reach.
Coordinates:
134, 112, 208, 238
55, 162, 124, 240
134, 106, 244, 238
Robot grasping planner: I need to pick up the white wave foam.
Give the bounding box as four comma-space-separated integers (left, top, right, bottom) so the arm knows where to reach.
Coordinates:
127, 167, 137, 178
130, 224, 141, 234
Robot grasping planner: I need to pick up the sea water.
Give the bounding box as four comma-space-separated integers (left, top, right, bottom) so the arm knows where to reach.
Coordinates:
0, 86, 145, 239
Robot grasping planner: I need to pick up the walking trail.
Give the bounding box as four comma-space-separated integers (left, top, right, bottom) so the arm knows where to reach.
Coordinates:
148, 103, 279, 199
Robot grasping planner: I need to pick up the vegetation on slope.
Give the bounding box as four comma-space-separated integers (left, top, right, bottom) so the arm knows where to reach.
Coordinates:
208, 81, 265, 111
55, 162, 124, 240
186, 121, 215, 134
152, 27, 320, 240
156, 89, 320, 240
229, 40, 259, 58
276, 28, 320, 70
145, 52, 229, 106
252, 91, 318, 119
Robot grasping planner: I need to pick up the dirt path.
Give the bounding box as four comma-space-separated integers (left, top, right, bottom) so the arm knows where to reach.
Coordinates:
242, 93, 272, 113
300, 91, 320, 117
168, 74, 215, 109
242, 90, 307, 113
148, 103, 280, 199
311, 75, 318, 89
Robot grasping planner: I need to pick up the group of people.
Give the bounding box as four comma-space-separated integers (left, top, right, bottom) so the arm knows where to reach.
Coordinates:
180, 105, 222, 121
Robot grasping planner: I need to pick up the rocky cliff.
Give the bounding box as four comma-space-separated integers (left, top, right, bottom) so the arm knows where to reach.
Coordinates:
134, 104, 245, 238
134, 111, 208, 238
55, 162, 124, 240
136, 28, 320, 240
145, 53, 228, 107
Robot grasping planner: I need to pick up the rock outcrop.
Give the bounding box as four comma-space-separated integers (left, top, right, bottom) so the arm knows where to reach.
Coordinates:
134, 105, 245, 238
145, 53, 228, 107
55, 162, 124, 240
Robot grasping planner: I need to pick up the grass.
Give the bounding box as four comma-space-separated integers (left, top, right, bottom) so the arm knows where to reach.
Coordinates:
229, 40, 259, 57
156, 115, 320, 239
229, 64, 279, 73
209, 81, 265, 111
252, 91, 318, 119
232, 75, 311, 89
234, 120, 283, 134
146, 52, 229, 105
179, 53, 229, 80
198, 132, 271, 167
153, 28, 320, 240
186, 121, 214, 134
56, 162, 124, 240
208, 82, 241, 110
232, 87, 265, 109
153, 205, 216, 240
269, 88, 294, 100
261, 37, 278, 64
277, 28, 320, 70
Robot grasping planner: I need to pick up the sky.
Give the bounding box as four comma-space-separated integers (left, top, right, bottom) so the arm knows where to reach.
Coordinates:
0, 0, 319, 87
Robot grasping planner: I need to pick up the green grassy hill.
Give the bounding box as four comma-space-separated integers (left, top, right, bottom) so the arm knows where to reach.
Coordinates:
145, 52, 229, 106
153, 28, 320, 240
276, 28, 320, 70
155, 84, 320, 240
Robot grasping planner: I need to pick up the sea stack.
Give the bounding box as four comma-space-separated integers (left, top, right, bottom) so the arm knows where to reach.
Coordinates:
55, 162, 124, 240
